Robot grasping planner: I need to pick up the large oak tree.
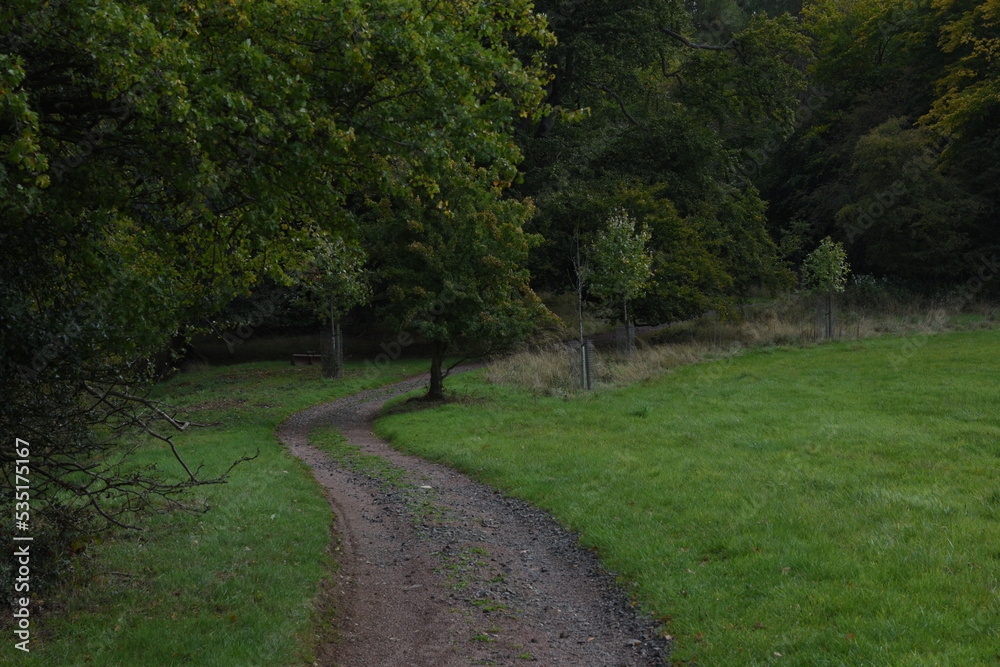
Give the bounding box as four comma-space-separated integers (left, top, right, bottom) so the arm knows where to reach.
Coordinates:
1, 0, 552, 534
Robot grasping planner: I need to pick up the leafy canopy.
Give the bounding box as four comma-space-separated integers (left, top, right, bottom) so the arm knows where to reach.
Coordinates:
802, 237, 851, 294
517, 0, 807, 319
589, 209, 654, 309
0, 0, 554, 531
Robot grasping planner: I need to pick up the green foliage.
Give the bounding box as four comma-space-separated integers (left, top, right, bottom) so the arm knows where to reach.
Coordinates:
589, 209, 654, 306
296, 234, 370, 320
623, 185, 739, 322
761, 0, 998, 283
835, 119, 982, 279
364, 161, 554, 397
0, 0, 554, 531
921, 0, 1000, 208
802, 237, 850, 294
519, 0, 807, 312
923, 0, 1000, 138
370, 171, 547, 347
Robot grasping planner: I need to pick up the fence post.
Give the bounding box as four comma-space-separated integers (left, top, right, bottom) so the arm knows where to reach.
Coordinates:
585, 340, 595, 390
332, 321, 344, 378
321, 328, 334, 377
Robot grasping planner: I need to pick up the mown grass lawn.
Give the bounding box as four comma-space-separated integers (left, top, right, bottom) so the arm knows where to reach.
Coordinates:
19, 359, 427, 667
376, 331, 1000, 665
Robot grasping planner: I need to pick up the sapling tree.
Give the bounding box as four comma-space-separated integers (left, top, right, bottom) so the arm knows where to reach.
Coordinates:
570, 230, 594, 389
590, 209, 654, 353
297, 232, 369, 378
802, 237, 850, 339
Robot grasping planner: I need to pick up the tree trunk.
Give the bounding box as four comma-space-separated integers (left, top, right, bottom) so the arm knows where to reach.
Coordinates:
576, 245, 585, 350
322, 296, 344, 379
427, 340, 447, 401
321, 333, 335, 379
827, 291, 836, 339
816, 291, 836, 340
331, 319, 344, 378
623, 298, 635, 355
576, 242, 587, 388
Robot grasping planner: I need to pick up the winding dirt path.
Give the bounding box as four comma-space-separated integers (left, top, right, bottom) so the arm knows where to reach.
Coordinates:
277, 372, 669, 666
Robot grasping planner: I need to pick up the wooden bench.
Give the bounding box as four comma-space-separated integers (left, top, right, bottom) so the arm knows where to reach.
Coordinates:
291, 352, 323, 366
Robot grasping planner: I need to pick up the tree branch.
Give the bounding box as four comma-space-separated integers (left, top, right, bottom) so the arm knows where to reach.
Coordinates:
658, 26, 736, 52
659, 50, 683, 81
82, 383, 208, 432
442, 357, 469, 379
81, 381, 250, 488
583, 81, 640, 126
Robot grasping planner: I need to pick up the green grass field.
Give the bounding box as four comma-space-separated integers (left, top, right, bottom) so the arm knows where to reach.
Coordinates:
15, 359, 427, 666
376, 331, 1000, 665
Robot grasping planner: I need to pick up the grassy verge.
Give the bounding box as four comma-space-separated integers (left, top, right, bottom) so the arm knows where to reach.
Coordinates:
15, 359, 427, 666
376, 330, 1000, 665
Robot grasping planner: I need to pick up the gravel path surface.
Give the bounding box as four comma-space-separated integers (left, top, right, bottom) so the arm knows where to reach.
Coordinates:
277, 372, 669, 666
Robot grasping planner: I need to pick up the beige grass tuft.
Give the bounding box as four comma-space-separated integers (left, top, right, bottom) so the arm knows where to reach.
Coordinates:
489, 294, 1000, 394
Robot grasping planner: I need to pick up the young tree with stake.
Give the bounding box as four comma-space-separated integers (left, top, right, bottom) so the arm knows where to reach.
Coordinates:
298, 233, 369, 378
802, 237, 850, 339
590, 209, 654, 353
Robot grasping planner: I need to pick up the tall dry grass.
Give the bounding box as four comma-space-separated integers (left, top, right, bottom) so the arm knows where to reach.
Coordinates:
486, 341, 732, 396
488, 291, 1000, 394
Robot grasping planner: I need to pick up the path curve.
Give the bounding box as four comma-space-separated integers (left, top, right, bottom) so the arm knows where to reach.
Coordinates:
277, 371, 669, 666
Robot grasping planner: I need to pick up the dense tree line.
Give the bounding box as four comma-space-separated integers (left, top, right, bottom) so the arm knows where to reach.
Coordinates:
761, 0, 999, 282
515, 0, 810, 322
